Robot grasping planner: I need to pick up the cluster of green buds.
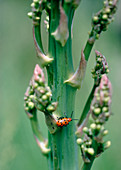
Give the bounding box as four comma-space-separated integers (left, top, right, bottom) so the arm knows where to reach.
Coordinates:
24, 86, 37, 118
91, 50, 109, 86
27, 0, 50, 25
91, 74, 112, 123
77, 74, 112, 163
24, 64, 58, 118
89, 0, 118, 43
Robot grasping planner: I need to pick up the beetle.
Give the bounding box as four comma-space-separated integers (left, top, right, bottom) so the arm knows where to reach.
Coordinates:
56, 111, 78, 127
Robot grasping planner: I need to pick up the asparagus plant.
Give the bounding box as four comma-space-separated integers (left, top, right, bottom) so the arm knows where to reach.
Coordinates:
24, 0, 118, 169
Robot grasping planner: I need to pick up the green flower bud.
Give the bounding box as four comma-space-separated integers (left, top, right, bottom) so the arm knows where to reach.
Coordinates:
105, 8, 111, 14
42, 95, 48, 101
104, 91, 109, 97
103, 97, 110, 103
29, 89, 34, 94
37, 87, 45, 94
38, 78, 44, 85
31, 2, 35, 7
104, 141, 111, 149
109, 1, 113, 5
28, 102, 35, 109
102, 107, 108, 113
33, 0, 39, 3
96, 63, 100, 68
103, 129, 108, 136
27, 12, 33, 18
90, 123, 96, 130
102, 14, 108, 20
93, 16, 99, 22
29, 95, 34, 99
105, 112, 110, 117
25, 107, 29, 111
106, 69, 109, 73
35, 17, 40, 20
81, 144, 85, 149
33, 82, 38, 88
105, 65, 108, 69
96, 124, 101, 130
77, 138, 83, 145
103, 1, 107, 5
87, 148, 94, 155
46, 92, 52, 97
97, 58, 102, 63
94, 107, 101, 115
46, 105, 55, 112
96, 34, 100, 39
83, 127, 89, 133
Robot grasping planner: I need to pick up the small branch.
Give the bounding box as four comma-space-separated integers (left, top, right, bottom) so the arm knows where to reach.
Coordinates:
76, 49, 109, 135
77, 85, 96, 127
76, 0, 119, 79
63, 0, 118, 90
33, 24, 53, 67
33, 16, 44, 53
83, 41, 94, 62
30, 110, 51, 155
77, 75, 112, 169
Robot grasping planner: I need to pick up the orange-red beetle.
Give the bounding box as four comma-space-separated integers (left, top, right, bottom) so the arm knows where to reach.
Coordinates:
56, 112, 78, 127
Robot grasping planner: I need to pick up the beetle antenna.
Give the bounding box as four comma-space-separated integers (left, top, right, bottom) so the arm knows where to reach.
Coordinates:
71, 111, 74, 118
64, 112, 67, 118
72, 119, 78, 121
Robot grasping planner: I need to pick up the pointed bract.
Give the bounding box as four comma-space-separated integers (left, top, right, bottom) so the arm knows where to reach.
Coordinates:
51, 3, 69, 47
64, 49, 87, 89
33, 27, 53, 67
34, 136, 51, 155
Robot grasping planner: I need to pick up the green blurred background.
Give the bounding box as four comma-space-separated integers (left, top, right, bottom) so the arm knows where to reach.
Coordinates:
0, 0, 121, 169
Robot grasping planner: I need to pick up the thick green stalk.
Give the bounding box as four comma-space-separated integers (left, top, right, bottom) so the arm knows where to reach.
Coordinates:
30, 110, 44, 142
47, 2, 78, 170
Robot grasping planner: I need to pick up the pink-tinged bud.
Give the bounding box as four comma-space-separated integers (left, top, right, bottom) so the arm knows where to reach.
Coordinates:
91, 74, 112, 123
25, 87, 30, 97
34, 64, 45, 82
